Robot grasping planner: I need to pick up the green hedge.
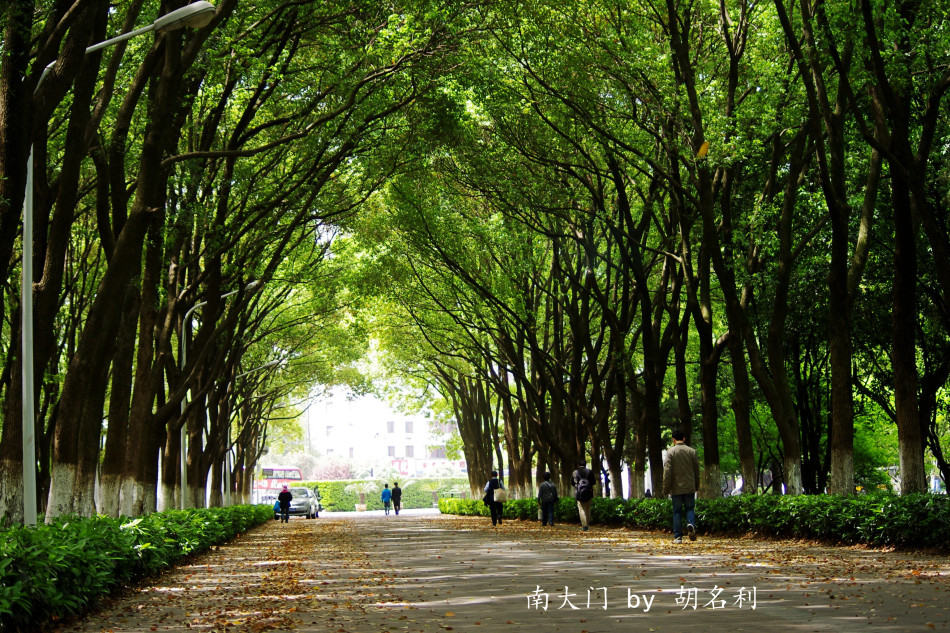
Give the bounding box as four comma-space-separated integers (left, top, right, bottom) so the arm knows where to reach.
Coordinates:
302, 479, 469, 512
438, 497, 583, 522
0, 504, 272, 632
438, 492, 950, 551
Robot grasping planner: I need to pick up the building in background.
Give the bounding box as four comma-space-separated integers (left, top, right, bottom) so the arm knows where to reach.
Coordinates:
307, 390, 465, 478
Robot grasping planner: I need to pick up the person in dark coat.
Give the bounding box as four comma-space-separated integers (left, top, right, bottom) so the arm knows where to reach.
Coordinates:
277, 485, 293, 523
537, 472, 559, 527
571, 460, 597, 531
392, 482, 402, 515
483, 471, 505, 526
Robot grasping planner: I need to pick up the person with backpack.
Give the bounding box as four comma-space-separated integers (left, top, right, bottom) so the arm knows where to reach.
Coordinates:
571, 459, 596, 531
537, 472, 559, 527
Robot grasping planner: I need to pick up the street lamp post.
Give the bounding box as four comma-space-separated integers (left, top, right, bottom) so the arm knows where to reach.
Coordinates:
179, 279, 261, 509
233, 359, 280, 380
20, 1, 216, 527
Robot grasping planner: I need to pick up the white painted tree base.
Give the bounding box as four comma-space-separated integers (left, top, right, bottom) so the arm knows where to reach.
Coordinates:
47, 463, 96, 519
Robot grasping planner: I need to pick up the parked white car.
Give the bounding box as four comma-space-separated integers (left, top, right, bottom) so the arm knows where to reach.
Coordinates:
274, 487, 319, 519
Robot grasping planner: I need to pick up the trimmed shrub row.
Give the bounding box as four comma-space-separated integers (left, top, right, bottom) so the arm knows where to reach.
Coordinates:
439, 492, 950, 551
0, 504, 273, 632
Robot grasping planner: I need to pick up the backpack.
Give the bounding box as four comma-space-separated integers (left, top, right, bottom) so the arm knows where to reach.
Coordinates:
539, 481, 558, 503
575, 469, 594, 501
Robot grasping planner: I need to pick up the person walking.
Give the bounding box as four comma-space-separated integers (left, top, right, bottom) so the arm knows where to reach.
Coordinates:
391, 482, 402, 515
662, 429, 701, 543
277, 485, 293, 523
537, 472, 559, 527
381, 484, 392, 515
483, 470, 506, 526
571, 460, 596, 531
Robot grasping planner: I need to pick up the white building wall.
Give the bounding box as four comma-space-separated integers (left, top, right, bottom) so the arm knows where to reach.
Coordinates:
307, 390, 464, 477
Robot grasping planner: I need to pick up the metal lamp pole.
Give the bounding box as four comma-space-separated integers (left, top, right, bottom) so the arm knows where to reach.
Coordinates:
20, 1, 216, 526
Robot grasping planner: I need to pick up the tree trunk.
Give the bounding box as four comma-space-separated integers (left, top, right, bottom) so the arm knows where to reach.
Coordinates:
0, 450, 25, 526
0, 331, 27, 524
827, 259, 854, 496
186, 397, 210, 508
442, 371, 495, 497
891, 176, 926, 494
161, 422, 181, 511
0, 0, 34, 289
98, 285, 140, 516
46, 199, 156, 518
209, 458, 224, 508
728, 335, 756, 494
629, 382, 648, 498
697, 334, 722, 499
123, 214, 170, 516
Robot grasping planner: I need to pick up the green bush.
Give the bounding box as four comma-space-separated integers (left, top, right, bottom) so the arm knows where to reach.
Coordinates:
437, 497, 578, 523
439, 492, 950, 551
0, 504, 272, 632
438, 498, 487, 517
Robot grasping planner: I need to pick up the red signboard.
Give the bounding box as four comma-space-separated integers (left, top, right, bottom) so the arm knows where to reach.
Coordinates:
253, 467, 303, 496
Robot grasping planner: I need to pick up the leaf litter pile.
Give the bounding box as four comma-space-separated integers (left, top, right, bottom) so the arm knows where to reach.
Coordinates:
55, 513, 950, 633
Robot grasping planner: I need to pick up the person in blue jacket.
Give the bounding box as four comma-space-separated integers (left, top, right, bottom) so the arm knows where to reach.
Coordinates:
381, 483, 392, 515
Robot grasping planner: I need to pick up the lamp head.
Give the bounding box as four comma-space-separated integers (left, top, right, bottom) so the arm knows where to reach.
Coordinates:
154, 2, 215, 33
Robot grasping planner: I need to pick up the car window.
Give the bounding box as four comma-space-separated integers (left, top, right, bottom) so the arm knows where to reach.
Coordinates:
291, 488, 311, 499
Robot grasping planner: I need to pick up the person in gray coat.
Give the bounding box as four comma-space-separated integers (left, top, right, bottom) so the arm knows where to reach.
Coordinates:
662, 429, 701, 543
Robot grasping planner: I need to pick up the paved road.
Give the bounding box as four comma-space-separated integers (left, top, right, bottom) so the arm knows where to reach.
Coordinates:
59, 512, 950, 633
